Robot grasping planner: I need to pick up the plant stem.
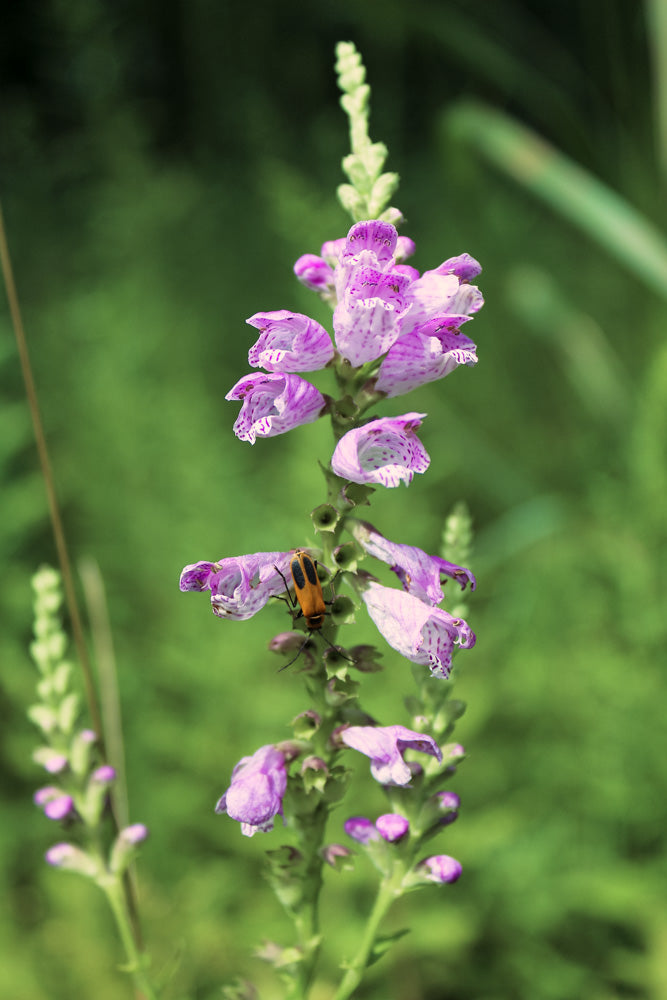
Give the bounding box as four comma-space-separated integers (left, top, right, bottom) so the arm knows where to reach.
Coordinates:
332, 878, 399, 1000
103, 878, 159, 1000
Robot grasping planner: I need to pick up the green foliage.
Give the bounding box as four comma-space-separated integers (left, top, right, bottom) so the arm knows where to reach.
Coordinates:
2, 2, 666, 999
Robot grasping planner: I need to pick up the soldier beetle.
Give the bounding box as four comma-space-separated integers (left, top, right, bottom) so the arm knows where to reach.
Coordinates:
274, 550, 350, 669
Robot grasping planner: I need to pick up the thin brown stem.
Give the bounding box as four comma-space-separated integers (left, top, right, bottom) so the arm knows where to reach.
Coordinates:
0, 202, 104, 741
0, 202, 144, 960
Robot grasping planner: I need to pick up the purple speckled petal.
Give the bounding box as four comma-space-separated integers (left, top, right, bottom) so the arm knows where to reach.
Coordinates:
340, 221, 398, 264
350, 521, 475, 604
226, 372, 326, 443
361, 581, 475, 679
333, 267, 413, 366
394, 263, 420, 282
207, 551, 293, 621
375, 323, 478, 398
428, 253, 482, 282
446, 282, 484, 315
401, 272, 460, 331
341, 724, 442, 786
179, 561, 218, 592
432, 558, 477, 592
331, 414, 430, 488
246, 310, 334, 373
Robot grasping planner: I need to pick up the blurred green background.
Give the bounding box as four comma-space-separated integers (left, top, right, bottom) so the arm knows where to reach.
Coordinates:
2, 1, 666, 997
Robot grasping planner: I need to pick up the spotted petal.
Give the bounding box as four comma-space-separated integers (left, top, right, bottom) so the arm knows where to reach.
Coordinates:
331, 413, 430, 488
226, 372, 326, 443
375, 321, 478, 398
341, 724, 442, 785
361, 581, 475, 679
247, 310, 334, 372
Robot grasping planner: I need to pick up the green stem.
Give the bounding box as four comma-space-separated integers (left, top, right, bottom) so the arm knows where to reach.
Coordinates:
284, 810, 327, 1000
102, 878, 159, 1000
332, 878, 399, 1000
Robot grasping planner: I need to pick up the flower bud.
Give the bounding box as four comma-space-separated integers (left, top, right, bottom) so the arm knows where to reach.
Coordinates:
301, 756, 328, 794
34, 787, 75, 821
109, 824, 149, 874
293, 253, 334, 292
441, 743, 466, 774
45, 843, 101, 878
33, 747, 68, 774
415, 854, 462, 884
69, 729, 98, 776
343, 816, 379, 845
375, 813, 409, 843
321, 843, 354, 870
434, 791, 460, 825
291, 710, 321, 740
80, 764, 116, 826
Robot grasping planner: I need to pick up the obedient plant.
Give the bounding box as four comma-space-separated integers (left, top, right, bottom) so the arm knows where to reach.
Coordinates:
28, 567, 156, 999
179, 42, 482, 999
28, 41, 482, 1000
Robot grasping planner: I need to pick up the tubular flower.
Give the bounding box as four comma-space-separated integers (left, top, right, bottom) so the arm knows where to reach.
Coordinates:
292, 221, 482, 374
374, 319, 478, 399
215, 744, 287, 837
340, 724, 442, 786
246, 310, 334, 373
350, 520, 476, 604
226, 372, 326, 444
179, 551, 293, 621
331, 413, 430, 488
361, 581, 475, 679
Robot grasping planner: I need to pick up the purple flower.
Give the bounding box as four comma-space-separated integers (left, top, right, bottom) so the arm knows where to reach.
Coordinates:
333, 263, 413, 366
226, 372, 326, 443
375, 813, 410, 842
340, 724, 442, 786
246, 310, 334, 372
331, 413, 430, 488
215, 744, 287, 837
180, 551, 293, 621
179, 561, 219, 591
350, 521, 476, 604
361, 581, 475, 679
293, 253, 335, 292
343, 816, 380, 845
34, 787, 74, 821
292, 221, 482, 375
416, 854, 462, 884
333, 222, 481, 368
431, 253, 482, 281
374, 320, 478, 399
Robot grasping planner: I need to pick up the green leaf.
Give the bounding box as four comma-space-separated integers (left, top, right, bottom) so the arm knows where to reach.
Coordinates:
368, 928, 411, 967
446, 101, 667, 300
